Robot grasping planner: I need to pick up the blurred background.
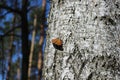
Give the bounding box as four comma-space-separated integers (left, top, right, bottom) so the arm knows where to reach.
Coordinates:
0, 0, 50, 80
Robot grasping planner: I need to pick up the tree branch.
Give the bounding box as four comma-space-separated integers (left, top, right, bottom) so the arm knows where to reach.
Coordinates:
0, 4, 21, 14
0, 11, 11, 18
3, 25, 21, 37
5, 34, 21, 37
0, 25, 21, 41
27, 6, 38, 12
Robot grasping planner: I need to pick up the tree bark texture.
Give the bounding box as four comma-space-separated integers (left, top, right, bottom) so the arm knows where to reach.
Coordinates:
43, 0, 120, 80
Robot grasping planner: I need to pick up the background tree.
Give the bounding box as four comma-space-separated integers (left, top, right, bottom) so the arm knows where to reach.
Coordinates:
37, 0, 46, 79
0, 0, 46, 80
0, 0, 29, 79
6, 1, 18, 80
43, 0, 120, 80
28, 14, 37, 80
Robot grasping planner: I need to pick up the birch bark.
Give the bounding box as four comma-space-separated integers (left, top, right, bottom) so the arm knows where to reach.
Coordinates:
43, 0, 120, 80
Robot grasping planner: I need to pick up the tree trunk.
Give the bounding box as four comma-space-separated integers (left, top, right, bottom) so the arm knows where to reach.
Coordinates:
21, 12, 29, 80
6, 14, 16, 80
28, 14, 37, 80
1, 38, 5, 80
6, 1, 17, 79
16, 58, 21, 80
37, 0, 46, 79
21, 0, 29, 80
37, 24, 44, 80
43, 0, 120, 80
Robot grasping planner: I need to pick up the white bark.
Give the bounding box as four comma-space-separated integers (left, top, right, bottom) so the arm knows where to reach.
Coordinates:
43, 0, 120, 80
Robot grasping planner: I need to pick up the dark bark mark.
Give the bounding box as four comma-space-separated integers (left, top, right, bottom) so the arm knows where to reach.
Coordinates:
58, 0, 60, 3
86, 72, 94, 80
115, 3, 119, 8
95, 4, 98, 7
53, 50, 57, 80
68, 43, 88, 79
93, 16, 97, 20
77, 60, 88, 79
100, 15, 116, 26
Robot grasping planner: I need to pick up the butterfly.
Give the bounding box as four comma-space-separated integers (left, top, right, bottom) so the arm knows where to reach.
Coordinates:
51, 38, 63, 51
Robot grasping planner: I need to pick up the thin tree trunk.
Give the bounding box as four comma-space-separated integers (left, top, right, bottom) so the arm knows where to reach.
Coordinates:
16, 58, 21, 80
37, 0, 46, 79
17, 68, 20, 80
1, 38, 5, 80
37, 24, 44, 80
6, 14, 16, 80
17, 42, 21, 80
28, 14, 37, 80
6, 1, 18, 79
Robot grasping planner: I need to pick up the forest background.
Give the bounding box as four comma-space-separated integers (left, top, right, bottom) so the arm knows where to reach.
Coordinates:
0, 0, 50, 80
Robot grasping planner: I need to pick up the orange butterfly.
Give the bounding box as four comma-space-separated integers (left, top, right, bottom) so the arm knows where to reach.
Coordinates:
52, 38, 63, 51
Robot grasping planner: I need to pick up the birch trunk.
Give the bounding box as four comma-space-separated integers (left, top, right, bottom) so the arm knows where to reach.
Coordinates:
43, 0, 120, 80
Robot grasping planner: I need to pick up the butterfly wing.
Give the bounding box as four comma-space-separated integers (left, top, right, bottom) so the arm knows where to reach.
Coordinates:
52, 38, 63, 51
